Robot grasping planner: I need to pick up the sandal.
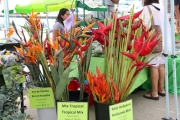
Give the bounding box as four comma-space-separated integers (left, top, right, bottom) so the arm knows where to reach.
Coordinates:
143, 93, 159, 100
158, 92, 166, 97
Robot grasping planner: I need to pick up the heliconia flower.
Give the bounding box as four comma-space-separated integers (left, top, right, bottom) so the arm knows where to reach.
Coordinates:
131, 61, 152, 69
73, 39, 82, 47
137, 19, 142, 26
24, 42, 33, 47
118, 10, 143, 21
96, 67, 105, 79
6, 28, 14, 38
81, 45, 89, 51
82, 22, 95, 34
112, 81, 119, 103
121, 52, 138, 61
14, 45, 23, 57
127, 44, 132, 50
122, 21, 128, 27
149, 32, 158, 42
47, 38, 59, 51
73, 39, 90, 51
104, 22, 112, 34
132, 24, 140, 30
139, 40, 159, 56
134, 31, 145, 52
96, 21, 105, 30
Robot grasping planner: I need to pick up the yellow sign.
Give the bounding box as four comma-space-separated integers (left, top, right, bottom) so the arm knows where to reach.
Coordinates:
109, 99, 133, 120
28, 88, 55, 108
58, 102, 88, 120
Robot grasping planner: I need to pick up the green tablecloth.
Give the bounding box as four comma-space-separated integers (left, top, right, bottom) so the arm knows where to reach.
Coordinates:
69, 57, 148, 94
142, 57, 180, 95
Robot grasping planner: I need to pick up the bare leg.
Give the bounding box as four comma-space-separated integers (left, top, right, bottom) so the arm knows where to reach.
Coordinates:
158, 64, 165, 93
150, 66, 159, 97
144, 66, 159, 98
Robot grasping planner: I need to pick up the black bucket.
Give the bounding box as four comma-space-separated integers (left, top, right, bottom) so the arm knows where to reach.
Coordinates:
69, 90, 89, 102
94, 101, 112, 120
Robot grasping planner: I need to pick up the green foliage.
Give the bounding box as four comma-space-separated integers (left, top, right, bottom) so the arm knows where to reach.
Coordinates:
0, 67, 26, 120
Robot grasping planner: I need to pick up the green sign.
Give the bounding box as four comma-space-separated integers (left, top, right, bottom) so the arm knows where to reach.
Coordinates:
28, 88, 55, 108
57, 102, 88, 120
109, 99, 133, 120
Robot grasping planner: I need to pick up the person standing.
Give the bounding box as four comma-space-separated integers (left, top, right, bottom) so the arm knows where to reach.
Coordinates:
142, 0, 172, 100
52, 8, 70, 42
93, 0, 120, 20
175, 0, 180, 27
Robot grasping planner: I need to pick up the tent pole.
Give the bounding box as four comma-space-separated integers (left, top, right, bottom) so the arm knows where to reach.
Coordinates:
162, 0, 172, 120
3, 0, 10, 38
170, 0, 179, 120
45, 6, 50, 32
162, 0, 171, 119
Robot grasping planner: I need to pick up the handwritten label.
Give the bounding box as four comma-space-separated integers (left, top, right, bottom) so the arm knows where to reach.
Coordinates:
58, 102, 88, 120
28, 88, 54, 108
109, 99, 133, 120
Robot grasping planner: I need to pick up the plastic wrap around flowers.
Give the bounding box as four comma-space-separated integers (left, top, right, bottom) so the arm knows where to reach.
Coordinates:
0, 49, 20, 68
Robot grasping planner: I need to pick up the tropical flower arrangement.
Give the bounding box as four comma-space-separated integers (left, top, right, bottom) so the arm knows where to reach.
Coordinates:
87, 8, 161, 104
8, 10, 95, 101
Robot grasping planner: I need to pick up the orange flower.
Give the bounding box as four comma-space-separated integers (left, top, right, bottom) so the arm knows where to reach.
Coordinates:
47, 38, 58, 51
82, 22, 95, 34
6, 28, 14, 38
14, 45, 23, 57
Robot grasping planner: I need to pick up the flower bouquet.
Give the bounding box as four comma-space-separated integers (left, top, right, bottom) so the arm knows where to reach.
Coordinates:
7, 10, 95, 119
86, 8, 161, 119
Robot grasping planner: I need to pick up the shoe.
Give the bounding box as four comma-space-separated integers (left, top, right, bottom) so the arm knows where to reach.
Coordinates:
158, 92, 166, 97
143, 93, 159, 100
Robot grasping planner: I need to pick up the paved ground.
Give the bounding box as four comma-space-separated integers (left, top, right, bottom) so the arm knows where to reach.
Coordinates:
24, 89, 180, 120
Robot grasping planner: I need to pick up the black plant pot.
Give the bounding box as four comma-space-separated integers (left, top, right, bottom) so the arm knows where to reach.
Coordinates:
69, 90, 89, 102
94, 101, 112, 120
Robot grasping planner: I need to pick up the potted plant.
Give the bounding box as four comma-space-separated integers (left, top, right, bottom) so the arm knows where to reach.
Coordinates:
8, 10, 94, 120
86, 8, 161, 120
0, 64, 26, 120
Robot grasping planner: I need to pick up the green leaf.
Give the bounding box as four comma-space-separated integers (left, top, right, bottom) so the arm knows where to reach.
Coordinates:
58, 50, 64, 79
85, 42, 92, 72
50, 65, 60, 86
55, 68, 73, 101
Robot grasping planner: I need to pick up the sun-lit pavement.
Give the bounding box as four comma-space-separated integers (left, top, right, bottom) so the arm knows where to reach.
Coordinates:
24, 89, 180, 120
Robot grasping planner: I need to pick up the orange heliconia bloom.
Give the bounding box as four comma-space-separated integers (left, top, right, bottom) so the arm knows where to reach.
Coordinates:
14, 45, 23, 57
87, 68, 111, 103
82, 22, 95, 34
6, 28, 14, 38
47, 38, 59, 51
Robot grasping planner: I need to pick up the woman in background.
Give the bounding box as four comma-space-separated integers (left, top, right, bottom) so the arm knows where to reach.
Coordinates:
52, 8, 70, 42
142, 0, 172, 100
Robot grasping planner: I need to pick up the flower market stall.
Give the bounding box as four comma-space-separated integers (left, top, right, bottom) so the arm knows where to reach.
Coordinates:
1, 0, 180, 119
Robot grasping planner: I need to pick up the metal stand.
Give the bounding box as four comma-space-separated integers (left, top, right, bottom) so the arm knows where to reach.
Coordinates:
163, 0, 171, 119
162, 117, 173, 120
170, 0, 179, 120
20, 83, 26, 113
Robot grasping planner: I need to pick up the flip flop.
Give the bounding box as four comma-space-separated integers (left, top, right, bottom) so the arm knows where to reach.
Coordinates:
158, 92, 166, 97
143, 93, 159, 100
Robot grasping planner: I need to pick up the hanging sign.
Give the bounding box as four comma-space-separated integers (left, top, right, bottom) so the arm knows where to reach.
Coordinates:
109, 99, 133, 120
28, 87, 55, 108
57, 102, 88, 120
